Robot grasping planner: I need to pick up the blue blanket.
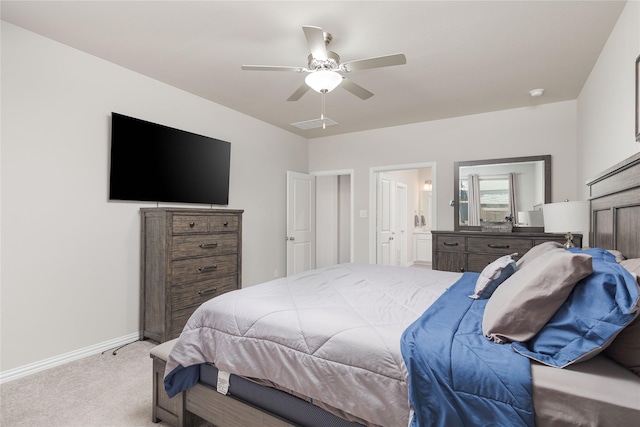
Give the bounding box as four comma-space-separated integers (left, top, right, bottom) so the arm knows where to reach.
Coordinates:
401, 273, 533, 427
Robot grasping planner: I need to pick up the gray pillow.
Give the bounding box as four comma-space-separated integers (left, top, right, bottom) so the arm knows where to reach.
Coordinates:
483, 248, 593, 344
515, 241, 564, 269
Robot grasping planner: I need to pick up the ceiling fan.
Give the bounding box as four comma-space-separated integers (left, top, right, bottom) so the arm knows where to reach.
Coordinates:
241, 26, 407, 102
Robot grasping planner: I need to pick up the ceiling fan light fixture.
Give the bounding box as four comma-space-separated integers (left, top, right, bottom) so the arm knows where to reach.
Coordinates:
305, 70, 342, 93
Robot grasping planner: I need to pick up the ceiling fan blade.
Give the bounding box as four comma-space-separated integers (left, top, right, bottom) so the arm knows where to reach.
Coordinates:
241, 65, 306, 72
302, 26, 327, 61
287, 84, 311, 101
341, 78, 374, 100
341, 53, 407, 72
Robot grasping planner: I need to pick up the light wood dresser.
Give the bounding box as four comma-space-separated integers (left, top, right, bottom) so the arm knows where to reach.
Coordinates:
431, 230, 582, 273
140, 208, 243, 343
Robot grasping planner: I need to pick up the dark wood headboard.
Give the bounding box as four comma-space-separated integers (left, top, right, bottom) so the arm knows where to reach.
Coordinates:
586, 152, 640, 259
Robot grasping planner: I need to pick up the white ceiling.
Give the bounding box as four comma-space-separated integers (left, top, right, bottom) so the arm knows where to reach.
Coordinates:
1, 1, 626, 139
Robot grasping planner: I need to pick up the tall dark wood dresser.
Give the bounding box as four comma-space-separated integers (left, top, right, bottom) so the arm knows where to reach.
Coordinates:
140, 208, 243, 342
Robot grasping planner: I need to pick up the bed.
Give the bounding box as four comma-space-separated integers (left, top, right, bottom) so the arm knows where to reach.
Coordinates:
153, 152, 640, 427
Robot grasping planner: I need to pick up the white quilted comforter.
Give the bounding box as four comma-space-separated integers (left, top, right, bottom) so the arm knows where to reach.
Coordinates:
165, 263, 461, 427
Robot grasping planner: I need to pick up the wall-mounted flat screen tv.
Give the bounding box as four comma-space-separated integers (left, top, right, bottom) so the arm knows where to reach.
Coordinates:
109, 113, 230, 205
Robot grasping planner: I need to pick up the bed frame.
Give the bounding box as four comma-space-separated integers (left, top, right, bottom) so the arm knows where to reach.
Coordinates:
151, 152, 640, 427
587, 152, 640, 259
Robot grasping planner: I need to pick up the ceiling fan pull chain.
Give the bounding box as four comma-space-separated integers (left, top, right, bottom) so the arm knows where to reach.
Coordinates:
321, 89, 326, 129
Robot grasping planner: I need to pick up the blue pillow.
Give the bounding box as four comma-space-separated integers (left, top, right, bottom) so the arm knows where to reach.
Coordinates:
469, 253, 517, 300
512, 248, 640, 367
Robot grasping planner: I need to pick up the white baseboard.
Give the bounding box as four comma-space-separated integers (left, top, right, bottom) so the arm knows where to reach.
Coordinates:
0, 332, 140, 384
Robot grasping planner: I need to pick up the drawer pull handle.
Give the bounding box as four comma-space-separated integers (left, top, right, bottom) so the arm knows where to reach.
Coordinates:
189, 222, 195, 228
223, 221, 229, 226
443, 242, 459, 246
488, 244, 510, 249
197, 265, 218, 273
198, 287, 218, 296
199, 243, 218, 249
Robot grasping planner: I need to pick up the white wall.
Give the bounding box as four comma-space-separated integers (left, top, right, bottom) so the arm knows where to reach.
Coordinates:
309, 101, 579, 263
577, 0, 640, 196
1, 22, 307, 372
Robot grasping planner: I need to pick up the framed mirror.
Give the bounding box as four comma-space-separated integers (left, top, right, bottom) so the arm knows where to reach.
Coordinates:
454, 155, 551, 232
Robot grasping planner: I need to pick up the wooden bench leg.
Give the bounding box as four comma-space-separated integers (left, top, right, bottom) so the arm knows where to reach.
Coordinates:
152, 356, 186, 426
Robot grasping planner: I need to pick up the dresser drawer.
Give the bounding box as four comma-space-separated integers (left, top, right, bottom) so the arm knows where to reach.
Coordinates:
171, 234, 238, 259
434, 235, 466, 251
170, 310, 193, 339
169, 278, 238, 339
171, 275, 238, 310
467, 236, 532, 255
435, 251, 467, 272
172, 215, 209, 234
466, 254, 505, 273
171, 254, 238, 284
209, 215, 240, 232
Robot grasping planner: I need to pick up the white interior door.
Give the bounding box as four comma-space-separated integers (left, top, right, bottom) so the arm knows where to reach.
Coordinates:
286, 171, 316, 276
376, 173, 396, 265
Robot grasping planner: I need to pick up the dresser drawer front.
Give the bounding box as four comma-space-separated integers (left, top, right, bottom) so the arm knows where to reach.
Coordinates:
171, 254, 238, 284
170, 310, 192, 339
435, 251, 467, 272
171, 276, 238, 310
170, 278, 237, 339
209, 215, 239, 232
435, 235, 466, 251
172, 215, 209, 234
467, 254, 509, 273
467, 237, 531, 255
171, 234, 238, 259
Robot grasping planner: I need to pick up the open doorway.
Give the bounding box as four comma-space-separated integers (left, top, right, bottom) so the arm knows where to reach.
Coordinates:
287, 169, 354, 276
315, 171, 354, 268
369, 163, 436, 266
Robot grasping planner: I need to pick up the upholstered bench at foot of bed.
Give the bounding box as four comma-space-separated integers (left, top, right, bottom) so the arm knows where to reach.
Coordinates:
150, 339, 296, 427
150, 339, 185, 427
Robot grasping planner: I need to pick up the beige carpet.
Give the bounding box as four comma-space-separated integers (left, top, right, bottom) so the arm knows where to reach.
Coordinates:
1, 340, 171, 427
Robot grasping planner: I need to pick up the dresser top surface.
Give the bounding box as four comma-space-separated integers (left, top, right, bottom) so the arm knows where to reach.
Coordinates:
431, 230, 580, 238
140, 207, 244, 214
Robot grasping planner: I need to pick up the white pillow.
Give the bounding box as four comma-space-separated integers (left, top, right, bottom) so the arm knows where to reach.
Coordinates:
469, 253, 517, 300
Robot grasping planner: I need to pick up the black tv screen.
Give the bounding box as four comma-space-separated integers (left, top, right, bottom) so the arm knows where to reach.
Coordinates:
109, 113, 230, 205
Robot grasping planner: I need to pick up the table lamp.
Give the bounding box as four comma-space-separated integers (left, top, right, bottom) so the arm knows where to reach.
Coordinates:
542, 201, 589, 248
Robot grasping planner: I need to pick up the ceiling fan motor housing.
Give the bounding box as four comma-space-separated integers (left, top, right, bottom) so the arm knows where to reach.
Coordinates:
308, 51, 340, 71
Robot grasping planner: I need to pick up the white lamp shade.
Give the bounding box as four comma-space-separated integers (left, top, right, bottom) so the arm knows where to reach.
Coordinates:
542, 201, 590, 233
305, 70, 342, 93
